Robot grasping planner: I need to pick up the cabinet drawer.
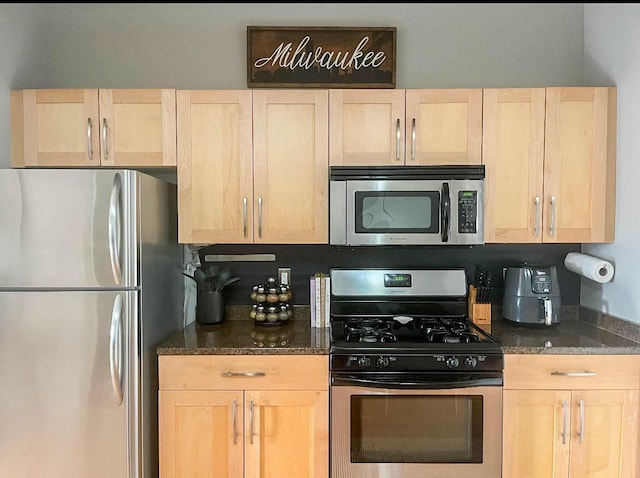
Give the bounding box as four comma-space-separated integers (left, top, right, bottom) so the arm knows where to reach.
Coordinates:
505, 354, 640, 390
159, 355, 329, 391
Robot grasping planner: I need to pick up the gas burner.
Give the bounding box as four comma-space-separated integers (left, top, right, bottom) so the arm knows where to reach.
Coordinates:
416, 317, 480, 344
391, 316, 416, 331
344, 318, 398, 344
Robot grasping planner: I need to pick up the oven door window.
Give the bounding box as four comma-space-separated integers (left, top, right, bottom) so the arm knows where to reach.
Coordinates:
350, 394, 483, 463
354, 191, 440, 233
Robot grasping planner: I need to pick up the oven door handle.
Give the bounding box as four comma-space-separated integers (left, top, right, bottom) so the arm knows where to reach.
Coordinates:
331, 373, 503, 389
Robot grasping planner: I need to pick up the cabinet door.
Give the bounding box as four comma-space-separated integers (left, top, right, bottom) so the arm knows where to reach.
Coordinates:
570, 390, 638, 478
406, 89, 482, 165
176, 90, 253, 243
543, 87, 617, 243
253, 90, 329, 243
483, 88, 545, 242
99, 89, 176, 167
245, 390, 328, 478
503, 389, 571, 478
159, 390, 243, 478
11, 89, 100, 167
329, 89, 405, 166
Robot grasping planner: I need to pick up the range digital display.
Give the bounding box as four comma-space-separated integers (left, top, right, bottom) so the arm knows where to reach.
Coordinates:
384, 273, 412, 288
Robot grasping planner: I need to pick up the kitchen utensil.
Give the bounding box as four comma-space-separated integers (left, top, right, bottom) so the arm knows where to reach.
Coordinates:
473, 265, 492, 304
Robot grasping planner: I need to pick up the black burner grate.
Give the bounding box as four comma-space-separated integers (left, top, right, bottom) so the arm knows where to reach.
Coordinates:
340, 316, 485, 345
344, 318, 398, 343
416, 317, 480, 344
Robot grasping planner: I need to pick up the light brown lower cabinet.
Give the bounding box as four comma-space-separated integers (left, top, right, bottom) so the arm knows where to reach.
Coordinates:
503, 354, 640, 478
158, 355, 329, 478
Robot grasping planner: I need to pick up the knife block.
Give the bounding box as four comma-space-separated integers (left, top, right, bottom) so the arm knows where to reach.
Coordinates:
468, 285, 492, 326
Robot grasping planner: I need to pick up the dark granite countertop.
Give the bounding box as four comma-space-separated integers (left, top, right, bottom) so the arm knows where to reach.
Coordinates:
157, 317, 330, 355
490, 314, 640, 354
158, 305, 640, 356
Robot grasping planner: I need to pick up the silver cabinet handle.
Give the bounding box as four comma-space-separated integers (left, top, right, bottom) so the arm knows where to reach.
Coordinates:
108, 173, 123, 285
249, 399, 255, 445
232, 399, 237, 445
221, 371, 266, 378
242, 197, 248, 238
534, 196, 540, 237
561, 400, 568, 444
549, 196, 556, 236
257, 197, 263, 238
551, 371, 597, 377
578, 399, 585, 444
395, 118, 401, 161
102, 118, 109, 161
410, 118, 416, 161
87, 118, 94, 160
109, 294, 124, 405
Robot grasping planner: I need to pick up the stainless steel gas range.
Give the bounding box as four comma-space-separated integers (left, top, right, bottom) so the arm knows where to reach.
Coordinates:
329, 268, 504, 478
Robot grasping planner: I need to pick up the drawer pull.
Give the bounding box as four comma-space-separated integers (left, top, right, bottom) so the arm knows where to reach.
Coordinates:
550, 371, 597, 377
221, 371, 266, 378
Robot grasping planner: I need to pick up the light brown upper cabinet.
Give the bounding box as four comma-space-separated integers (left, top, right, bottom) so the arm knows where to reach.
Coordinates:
177, 90, 254, 244
483, 88, 546, 242
253, 90, 329, 244
329, 89, 482, 166
483, 87, 617, 243
177, 89, 329, 244
11, 89, 177, 168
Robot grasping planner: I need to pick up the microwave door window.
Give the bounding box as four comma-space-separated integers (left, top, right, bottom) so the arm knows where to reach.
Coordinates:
355, 191, 440, 233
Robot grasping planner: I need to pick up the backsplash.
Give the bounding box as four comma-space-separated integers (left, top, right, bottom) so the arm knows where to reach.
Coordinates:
198, 243, 581, 306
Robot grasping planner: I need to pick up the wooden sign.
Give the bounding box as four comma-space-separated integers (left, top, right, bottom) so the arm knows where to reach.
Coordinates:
247, 26, 396, 88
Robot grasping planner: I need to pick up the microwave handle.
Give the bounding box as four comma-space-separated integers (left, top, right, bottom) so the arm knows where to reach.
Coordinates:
441, 182, 450, 242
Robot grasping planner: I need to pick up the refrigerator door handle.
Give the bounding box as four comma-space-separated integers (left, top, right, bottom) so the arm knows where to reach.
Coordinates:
108, 173, 123, 285
109, 294, 124, 405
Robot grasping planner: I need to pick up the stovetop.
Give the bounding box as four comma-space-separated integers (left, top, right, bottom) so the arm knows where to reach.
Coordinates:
328, 268, 504, 373
330, 315, 503, 373
330, 315, 501, 352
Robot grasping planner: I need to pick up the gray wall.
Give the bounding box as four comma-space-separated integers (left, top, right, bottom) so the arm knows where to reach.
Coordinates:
0, 4, 41, 169
15, 3, 639, 322
583, 4, 640, 323
0, 3, 585, 168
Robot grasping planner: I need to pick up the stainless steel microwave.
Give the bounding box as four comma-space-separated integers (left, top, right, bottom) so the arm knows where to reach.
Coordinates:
329, 165, 485, 246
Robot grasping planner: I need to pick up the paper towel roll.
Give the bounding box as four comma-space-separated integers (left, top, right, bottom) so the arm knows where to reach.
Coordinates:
564, 252, 614, 283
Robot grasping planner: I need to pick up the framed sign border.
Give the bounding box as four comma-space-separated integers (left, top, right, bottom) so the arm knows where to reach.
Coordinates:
246, 26, 397, 88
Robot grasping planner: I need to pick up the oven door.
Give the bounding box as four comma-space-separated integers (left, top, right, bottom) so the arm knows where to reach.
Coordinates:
330, 373, 502, 478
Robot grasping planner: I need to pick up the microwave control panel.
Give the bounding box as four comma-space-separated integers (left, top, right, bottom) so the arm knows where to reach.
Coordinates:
458, 191, 478, 233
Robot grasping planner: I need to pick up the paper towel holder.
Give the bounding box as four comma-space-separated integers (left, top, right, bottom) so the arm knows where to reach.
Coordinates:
564, 252, 615, 284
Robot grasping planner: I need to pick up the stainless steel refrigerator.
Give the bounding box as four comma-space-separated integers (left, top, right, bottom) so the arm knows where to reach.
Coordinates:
0, 169, 184, 478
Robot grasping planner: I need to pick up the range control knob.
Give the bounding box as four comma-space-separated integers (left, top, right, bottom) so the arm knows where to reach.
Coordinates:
445, 356, 460, 369
376, 356, 390, 368
357, 356, 371, 368
464, 356, 478, 368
